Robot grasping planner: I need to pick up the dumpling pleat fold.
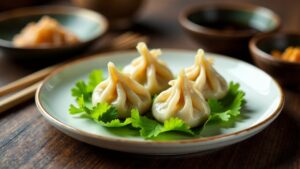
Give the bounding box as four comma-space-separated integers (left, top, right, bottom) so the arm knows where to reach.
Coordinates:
152, 70, 210, 128
123, 42, 173, 95
92, 62, 151, 118
185, 49, 228, 100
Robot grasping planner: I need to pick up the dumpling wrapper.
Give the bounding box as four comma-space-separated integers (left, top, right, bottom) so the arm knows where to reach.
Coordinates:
92, 62, 151, 118
185, 49, 228, 100
123, 42, 173, 95
152, 70, 210, 128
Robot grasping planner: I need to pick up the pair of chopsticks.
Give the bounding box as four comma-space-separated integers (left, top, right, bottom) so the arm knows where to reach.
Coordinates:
0, 32, 148, 114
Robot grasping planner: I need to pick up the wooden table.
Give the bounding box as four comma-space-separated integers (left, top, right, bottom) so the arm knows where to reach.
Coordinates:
1, 0, 300, 168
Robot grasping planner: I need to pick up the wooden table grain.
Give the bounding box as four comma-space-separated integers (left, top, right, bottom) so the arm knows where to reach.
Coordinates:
1, 0, 300, 168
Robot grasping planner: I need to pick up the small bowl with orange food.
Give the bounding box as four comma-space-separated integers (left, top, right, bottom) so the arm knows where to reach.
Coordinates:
249, 32, 300, 89
0, 6, 108, 61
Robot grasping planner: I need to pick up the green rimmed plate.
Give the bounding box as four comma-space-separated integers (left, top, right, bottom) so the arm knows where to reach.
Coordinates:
35, 50, 284, 155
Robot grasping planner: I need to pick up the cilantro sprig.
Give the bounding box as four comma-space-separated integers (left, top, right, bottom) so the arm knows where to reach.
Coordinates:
205, 82, 245, 124
69, 70, 246, 139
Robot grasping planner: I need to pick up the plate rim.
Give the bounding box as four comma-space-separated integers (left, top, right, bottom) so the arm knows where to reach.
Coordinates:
35, 49, 285, 145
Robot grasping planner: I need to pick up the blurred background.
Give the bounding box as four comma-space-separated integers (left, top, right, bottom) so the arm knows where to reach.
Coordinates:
0, 0, 298, 49
0, 0, 299, 87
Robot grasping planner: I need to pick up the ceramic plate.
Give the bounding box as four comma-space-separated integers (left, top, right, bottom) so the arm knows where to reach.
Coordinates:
35, 50, 284, 155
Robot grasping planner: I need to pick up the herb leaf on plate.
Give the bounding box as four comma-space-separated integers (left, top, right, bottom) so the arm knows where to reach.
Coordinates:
87, 70, 104, 92
131, 109, 194, 138
205, 82, 245, 124
71, 70, 104, 99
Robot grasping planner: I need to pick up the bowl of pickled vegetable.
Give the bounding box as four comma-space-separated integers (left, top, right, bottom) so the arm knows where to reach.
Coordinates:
249, 32, 300, 89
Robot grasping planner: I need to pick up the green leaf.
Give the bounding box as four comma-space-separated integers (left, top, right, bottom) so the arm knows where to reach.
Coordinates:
71, 80, 89, 98
99, 118, 132, 127
161, 118, 194, 135
90, 103, 119, 122
207, 99, 224, 113
209, 110, 231, 122
80, 114, 93, 119
131, 109, 195, 138
131, 109, 163, 138
90, 102, 111, 120
69, 104, 83, 114
69, 100, 131, 128
71, 70, 104, 100
101, 106, 118, 122
205, 82, 245, 124
87, 70, 104, 92
76, 95, 85, 108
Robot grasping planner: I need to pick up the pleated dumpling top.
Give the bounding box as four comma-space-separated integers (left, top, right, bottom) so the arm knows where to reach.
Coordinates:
123, 42, 173, 95
92, 62, 151, 118
185, 49, 228, 100
152, 70, 210, 128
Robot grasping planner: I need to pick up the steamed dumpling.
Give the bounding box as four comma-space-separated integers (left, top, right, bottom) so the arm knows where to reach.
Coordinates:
185, 49, 228, 100
92, 62, 151, 118
123, 42, 173, 95
152, 70, 210, 128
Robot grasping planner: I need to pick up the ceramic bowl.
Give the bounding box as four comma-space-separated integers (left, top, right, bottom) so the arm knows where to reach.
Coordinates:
179, 3, 280, 56
249, 32, 300, 89
0, 6, 108, 61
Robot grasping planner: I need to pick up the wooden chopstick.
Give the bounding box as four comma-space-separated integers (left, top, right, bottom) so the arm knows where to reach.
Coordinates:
0, 32, 148, 114
0, 82, 41, 114
0, 65, 58, 97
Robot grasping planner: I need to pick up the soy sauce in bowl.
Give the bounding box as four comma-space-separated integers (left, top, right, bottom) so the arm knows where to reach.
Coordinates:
179, 3, 280, 56
194, 20, 259, 34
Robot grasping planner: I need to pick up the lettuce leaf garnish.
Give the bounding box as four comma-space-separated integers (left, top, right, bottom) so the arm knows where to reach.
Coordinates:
69, 70, 246, 139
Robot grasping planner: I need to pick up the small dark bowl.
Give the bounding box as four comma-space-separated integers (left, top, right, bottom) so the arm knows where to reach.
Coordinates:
0, 6, 108, 61
249, 32, 300, 89
179, 3, 280, 56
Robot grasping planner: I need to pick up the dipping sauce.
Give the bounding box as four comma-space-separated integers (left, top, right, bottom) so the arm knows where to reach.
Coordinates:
13, 16, 80, 48
194, 20, 259, 33
187, 9, 260, 34
271, 47, 300, 62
